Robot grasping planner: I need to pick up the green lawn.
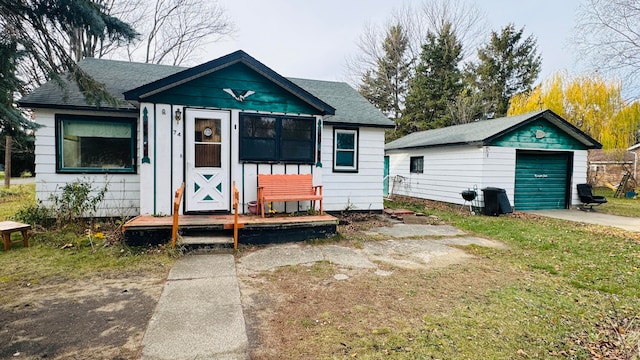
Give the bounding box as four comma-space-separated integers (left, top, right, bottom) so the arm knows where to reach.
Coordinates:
0, 183, 35, 220
593, 187, 640, 217
361, 199, 640, 359
0, 183, 174, 294
2, 184, 639, 358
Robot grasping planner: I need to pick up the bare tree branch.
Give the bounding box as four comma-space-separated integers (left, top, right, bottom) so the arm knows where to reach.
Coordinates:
346, 0, 487, 87
573, 0, 640, 96
120, 0, 235, 65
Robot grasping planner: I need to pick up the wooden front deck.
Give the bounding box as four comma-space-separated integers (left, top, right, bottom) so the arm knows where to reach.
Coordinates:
122, 213, 339, 246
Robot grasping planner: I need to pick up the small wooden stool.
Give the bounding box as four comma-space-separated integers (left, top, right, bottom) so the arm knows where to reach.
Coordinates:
0, 221, 31, 251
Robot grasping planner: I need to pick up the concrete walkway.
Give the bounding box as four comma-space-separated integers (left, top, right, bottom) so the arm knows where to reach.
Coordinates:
528, 209, 640, 232
138, 212, 640, 358
141, 254, 249, 360
140, 224, 506, 359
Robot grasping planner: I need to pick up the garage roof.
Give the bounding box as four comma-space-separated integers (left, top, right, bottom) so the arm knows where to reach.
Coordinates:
385, 110, 602, 150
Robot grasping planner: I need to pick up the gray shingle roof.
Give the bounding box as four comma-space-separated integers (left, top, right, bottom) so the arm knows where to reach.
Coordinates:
289, 78, 394, 127
385, 110, 602, 150
20, 55, 394, 128
19, 58, 182, 111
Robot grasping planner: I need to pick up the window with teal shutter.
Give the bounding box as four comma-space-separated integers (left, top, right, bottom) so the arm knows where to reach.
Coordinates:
333, 128, 358, 172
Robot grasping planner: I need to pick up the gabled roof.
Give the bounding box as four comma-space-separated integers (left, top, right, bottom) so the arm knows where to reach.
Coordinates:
123, 50, 334, 115
628, 143, 640, 151
19, 59, 182, 112
19, 51, 394, 128
289, 78, 394, 128
385, 110, 602, 150
589, 149, 635, 162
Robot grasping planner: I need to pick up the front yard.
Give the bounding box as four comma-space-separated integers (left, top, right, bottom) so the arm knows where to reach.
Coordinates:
1, 184, 639, 359
244, 197, 640, 359
0, 184, 175, 359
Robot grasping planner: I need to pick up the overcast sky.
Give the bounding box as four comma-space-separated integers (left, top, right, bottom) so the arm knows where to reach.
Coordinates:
209, 0, 583, 84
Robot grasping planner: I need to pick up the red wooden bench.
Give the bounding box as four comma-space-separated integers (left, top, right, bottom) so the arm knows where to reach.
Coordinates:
257, 174, 323, 218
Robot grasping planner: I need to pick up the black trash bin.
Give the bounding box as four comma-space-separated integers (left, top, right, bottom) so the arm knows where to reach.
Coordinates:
481, 187, 513, 216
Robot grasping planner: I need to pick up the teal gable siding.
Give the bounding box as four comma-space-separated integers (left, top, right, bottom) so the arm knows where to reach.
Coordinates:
490, 119, 588, 150
145, 63, 320, 115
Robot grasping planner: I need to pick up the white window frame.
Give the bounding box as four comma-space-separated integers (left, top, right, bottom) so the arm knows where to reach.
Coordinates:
333, 128, 358, 172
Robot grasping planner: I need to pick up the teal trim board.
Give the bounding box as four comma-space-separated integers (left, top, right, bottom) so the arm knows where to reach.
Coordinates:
490, 118, 587, 150
153, 105, 157, 214
124, 50, 334, 115
145, 63, 320, 115
142, 107, 150, 163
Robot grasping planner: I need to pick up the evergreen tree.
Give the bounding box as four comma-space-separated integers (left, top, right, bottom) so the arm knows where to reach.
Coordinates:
1, 0, 137, 104
1, 0, 136, 185
0, 40, 27, 135
402, 22, 463, 134
359, 24, 411, 122
468, 24, 542, 118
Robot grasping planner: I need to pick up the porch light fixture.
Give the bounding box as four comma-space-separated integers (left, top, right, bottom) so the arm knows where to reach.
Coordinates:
174, 108, 182, 123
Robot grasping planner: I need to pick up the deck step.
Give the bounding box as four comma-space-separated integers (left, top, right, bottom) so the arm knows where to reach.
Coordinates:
179, 236, 234, 254
181, 235, 234, 245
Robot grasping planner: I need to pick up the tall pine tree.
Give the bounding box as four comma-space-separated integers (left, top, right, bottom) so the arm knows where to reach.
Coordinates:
359, 24, 411, 123
402, 22, 463, 134
468, 24, 542, 118
1, 0, 137, 185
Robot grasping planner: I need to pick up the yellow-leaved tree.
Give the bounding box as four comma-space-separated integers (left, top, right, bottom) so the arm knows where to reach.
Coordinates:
508, 72, 640, 150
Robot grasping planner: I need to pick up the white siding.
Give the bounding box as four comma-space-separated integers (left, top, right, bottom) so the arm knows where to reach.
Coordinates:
33, 109, 140, 217
571, 150, 589, 207
171, 105, 185, 215
387, 145, 590, 209
481, 146, 517, 207
387, 145, 488, 205
138, 103, 184, 215
322, 125, 386, 211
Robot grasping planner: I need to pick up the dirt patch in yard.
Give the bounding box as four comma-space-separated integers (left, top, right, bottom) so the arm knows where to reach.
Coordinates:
237, 213, 519, 359
239, 257, 519, 359
0, 275, 166, 360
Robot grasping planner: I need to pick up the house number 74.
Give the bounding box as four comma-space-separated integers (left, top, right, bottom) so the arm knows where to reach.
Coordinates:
173, 130, 182, 136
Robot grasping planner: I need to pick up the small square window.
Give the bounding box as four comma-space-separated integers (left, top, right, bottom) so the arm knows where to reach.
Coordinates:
410, 156, 424, 173
333, 128, 358, 172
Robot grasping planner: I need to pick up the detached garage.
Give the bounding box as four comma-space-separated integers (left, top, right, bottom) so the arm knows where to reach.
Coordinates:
385, 110, 602, 211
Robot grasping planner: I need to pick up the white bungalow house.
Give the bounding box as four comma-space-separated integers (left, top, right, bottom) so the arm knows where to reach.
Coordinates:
19, 50, 394, 218
385, 110, 602, 211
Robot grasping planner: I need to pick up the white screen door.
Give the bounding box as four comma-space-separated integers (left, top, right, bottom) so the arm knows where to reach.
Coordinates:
185, 109, 230, 212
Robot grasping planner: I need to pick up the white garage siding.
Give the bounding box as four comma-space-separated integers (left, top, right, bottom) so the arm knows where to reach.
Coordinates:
322, 125, 386, 212
480, 147, 517, 207
33, 109, 141, 217
387, 145, 589, 209
387, 145, 486, 205
570, 150, 589, 207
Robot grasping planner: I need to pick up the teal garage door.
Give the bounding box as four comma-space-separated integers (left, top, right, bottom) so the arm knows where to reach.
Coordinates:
514, 152, 571, 210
